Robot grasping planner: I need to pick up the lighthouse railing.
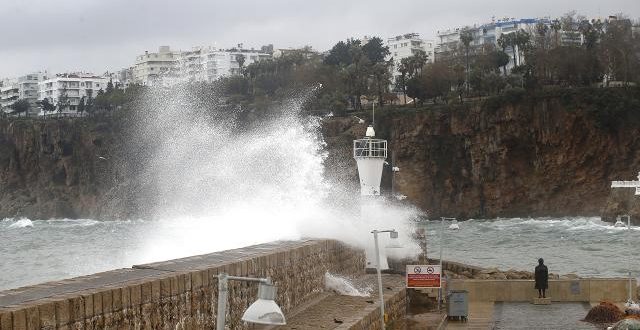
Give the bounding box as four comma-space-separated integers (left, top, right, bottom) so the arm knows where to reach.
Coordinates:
353, 138, 387, 158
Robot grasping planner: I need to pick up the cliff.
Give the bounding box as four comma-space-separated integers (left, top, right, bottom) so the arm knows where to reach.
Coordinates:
1, 88, 639, 221
323, 88, 640, 221
0, 116, 144, 220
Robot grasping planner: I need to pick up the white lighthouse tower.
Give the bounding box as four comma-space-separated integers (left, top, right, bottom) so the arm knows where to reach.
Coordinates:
353, 125, 387, 195
354, 124, 391, 270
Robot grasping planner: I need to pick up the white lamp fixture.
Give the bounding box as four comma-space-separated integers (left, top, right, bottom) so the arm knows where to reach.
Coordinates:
216, 273, 286, 330
241, 282, 286, 325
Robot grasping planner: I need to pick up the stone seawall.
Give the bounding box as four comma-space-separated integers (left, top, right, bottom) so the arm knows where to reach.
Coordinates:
0, 239, 365, 329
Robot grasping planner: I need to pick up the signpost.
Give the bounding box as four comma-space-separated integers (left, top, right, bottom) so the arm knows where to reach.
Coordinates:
406, 265, 441, 289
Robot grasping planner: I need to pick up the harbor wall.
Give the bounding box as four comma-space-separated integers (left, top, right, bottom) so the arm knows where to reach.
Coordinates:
449, 278, 636, 302
0, 239, 365, 330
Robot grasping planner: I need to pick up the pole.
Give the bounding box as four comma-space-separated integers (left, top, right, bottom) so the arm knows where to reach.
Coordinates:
628, 216, 633, 303
373, 230, 385, 330
216, 273, 228, 330
391, 151, 395, 197
438, 218, 444, 310
372, 101, 375, 126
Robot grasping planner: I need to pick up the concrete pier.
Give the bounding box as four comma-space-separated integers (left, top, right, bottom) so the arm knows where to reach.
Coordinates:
0, 239, 366, 329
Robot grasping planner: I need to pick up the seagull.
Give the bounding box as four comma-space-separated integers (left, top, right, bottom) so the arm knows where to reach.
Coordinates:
353, 116, 365, 124
97, 156, 108, 160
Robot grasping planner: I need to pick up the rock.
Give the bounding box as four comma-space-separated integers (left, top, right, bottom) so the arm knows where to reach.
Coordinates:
477, 273, 491, 280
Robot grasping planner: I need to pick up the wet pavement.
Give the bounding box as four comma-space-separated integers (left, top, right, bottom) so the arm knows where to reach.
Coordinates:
493, 302, 597, 329
447, 302, 606, 329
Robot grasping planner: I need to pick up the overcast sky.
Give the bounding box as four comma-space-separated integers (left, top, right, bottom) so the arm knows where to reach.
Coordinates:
0, 0, 638, 78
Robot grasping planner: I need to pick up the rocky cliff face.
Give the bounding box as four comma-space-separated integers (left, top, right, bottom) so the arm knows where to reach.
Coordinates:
0, 117, 141, 219
323, 89, 640, 222
2, 89, 639, 221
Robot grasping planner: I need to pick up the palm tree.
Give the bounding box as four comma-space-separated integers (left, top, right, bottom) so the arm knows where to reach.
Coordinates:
551, 19, 562, 47
460, 28, 474, 94
514, 29, 531, 66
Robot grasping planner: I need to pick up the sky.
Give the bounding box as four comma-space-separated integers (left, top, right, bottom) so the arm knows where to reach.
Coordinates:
0, 0, 638, 78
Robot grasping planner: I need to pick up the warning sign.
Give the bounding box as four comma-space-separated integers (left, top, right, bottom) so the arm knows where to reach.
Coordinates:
406, 265, 441, 288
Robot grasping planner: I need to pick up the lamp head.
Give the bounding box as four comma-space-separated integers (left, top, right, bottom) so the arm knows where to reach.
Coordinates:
241, 282, 286, 325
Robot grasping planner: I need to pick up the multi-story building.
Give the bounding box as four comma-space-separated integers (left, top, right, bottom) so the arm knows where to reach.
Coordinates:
133, 45, 271, 85
273, 46, 318, 59
38, 73, 108, 114
176, 45, 271, 83
387, 33, 435, 74
1, 72, 47, 115
132, 46, 181, 86
436, 17, 549, 71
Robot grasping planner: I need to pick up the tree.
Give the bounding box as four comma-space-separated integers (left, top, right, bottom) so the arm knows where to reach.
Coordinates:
106, 79, 114, 94
38, 98, 55, 114
78, 96, 86, 115
362, 37, 390, 63
236, 54, 246, 75
514, 29, 531, 66
9, 99, 30, 117
551, 19, 562, 47
57, 88, 70, 114
460, 28, 474, 94
497, 33, 515, 73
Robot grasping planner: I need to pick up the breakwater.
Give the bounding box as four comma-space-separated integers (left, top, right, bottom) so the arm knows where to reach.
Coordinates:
0, 240, 364, 329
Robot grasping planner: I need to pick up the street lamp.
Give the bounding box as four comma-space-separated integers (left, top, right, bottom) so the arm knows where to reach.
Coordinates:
620, 214, 635, 304
216, 273, 286, 330
371, 229, 398, 330
439, 217, 456, 310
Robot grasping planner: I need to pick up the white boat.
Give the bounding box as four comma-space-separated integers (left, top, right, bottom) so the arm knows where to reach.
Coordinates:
448, 220, 460, 230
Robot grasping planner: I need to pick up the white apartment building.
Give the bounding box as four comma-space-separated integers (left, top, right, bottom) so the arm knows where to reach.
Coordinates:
436, 18, 549, 71
38, 73, 107, 115
174, 46, 272, 83
0, 81, 18, 114
132, 46, 181, 86
204, 48, 271, 80
387, 33, 435, 77
133, 45, 271, 85
1, 72, 47, 115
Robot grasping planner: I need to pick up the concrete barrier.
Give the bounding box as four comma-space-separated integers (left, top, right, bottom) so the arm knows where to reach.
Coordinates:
449, 278, 636, 302
0, 239, 365, 329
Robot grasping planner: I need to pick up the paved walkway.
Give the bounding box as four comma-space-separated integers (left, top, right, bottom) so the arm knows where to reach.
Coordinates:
446, 302, 495, 330
445, 301, 602, 330
272, 274, 406, 330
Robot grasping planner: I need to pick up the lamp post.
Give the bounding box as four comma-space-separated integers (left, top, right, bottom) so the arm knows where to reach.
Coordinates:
611, 172, 640, 303
216, 273, 286, 330
439, 217, 456, 310
371, 229, 398, 330
622, 214, 633, 304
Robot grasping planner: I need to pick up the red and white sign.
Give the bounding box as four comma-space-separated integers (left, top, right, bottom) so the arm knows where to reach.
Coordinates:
406, 265, 441, 288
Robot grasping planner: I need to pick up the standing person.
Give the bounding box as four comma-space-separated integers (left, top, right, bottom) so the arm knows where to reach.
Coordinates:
535, 258, 549, 298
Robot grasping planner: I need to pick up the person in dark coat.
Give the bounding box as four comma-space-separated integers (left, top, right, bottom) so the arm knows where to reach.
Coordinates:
535, 258, 549, 298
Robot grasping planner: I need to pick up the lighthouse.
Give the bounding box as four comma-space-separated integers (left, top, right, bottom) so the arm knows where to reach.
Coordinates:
353, 125, 387, 196
354, 124, 392, 270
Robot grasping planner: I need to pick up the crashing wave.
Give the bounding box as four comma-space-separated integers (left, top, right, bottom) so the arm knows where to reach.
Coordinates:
324, 272, 371, 297
8, 218, 34, 228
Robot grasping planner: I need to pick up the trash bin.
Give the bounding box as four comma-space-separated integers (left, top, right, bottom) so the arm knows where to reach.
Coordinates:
447, 290, 468, 321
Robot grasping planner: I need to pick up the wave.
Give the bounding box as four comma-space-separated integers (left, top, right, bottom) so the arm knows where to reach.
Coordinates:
324, 272, 371, 297
7, 218, 34, 228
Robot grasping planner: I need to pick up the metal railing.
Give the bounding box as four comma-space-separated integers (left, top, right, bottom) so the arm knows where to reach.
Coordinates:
353, 138, 387, 158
